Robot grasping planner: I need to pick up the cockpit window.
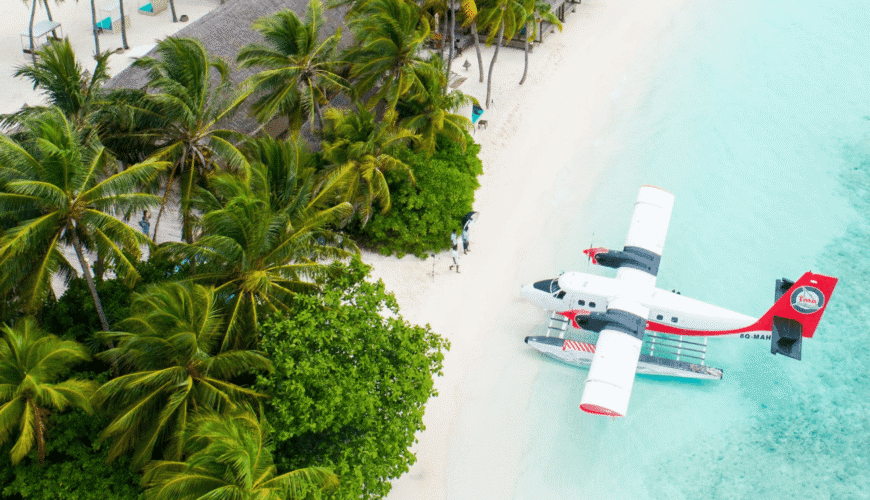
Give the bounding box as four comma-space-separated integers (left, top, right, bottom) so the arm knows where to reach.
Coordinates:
533, 278, 561, 294
555, 291, 566, 299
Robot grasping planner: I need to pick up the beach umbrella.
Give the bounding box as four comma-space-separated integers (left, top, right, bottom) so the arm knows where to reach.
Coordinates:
463, 211, 478, 229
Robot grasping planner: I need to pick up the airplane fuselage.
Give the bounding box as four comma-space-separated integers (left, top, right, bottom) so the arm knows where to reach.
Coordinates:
521, 271, 760, 335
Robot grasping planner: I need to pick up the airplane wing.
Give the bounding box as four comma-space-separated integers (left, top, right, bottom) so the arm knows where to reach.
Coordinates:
584, 185, 674, 287
579, 298, 648, 417
580, 186, 673, 416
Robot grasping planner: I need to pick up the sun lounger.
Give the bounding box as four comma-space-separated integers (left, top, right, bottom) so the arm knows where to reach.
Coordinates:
20, 20, 63, 54
98, 2, 131, 34
138, 0, 167, 16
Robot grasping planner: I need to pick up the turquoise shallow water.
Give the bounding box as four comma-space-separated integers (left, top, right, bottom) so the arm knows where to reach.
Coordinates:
507, 0, 869, 498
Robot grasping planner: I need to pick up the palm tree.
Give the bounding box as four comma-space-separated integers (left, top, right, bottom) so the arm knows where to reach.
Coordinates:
518, 0, 561, 85
346, 0, 436, 109
0, 109, 168, 329
0, 318, 97, 465
94, 282, 273, 469
319, 105, 418, 225
4, 38, 111, 133
143, 410, 339, 500
477, 0, 524, 107
461, 0, 486, 83
237, 0, 348, 132
159, 142, 355, 350
396, 55, 472, 154
132, 37, 250, 243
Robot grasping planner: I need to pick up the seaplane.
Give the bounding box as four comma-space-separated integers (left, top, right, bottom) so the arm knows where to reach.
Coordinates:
520, 185, 838, 417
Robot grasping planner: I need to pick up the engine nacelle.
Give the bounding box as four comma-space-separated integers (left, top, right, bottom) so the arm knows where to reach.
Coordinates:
579, 298, 648, 417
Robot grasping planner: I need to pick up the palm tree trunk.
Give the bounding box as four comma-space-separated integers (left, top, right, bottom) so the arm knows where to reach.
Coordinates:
71, 229, 110, 332
313, 99, 324, 132
472, 22, 484, 83
28, 0, 37, 64
152, 167, 177, 242
168, 0, 177, 22
519, 21, 530, 84
43, 1, 59, 39
485, 23, 503, 108
118, 0, 129, 50
89, 0, 101, 56
446, 0, 455, 83
31, 401, 48, 465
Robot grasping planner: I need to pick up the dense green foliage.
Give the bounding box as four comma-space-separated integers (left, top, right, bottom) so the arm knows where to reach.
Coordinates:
142, 410, 338, 500
0, 319, 97, 465
257, 258, 449, 499
0, 409, 142, 500
0, 0, 501, 493
94, 282, 274, 469
359, 132, 483, 257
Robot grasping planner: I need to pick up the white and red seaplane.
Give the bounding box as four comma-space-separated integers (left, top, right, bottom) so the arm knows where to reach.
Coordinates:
520, 185, 838, 418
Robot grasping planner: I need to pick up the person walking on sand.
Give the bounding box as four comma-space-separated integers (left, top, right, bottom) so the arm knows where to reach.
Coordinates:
462, 224, 470, 254
449, 243, 460, 273
450, 229, 458, 248
138, 210, 151, 236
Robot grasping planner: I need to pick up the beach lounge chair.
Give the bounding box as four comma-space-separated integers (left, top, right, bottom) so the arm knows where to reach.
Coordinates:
98, 2, 131, 34
138, 0, 167, 16
20, 20, 63, 55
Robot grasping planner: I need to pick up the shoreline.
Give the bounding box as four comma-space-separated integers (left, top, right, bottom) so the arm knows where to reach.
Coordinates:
366, 0, 692, 498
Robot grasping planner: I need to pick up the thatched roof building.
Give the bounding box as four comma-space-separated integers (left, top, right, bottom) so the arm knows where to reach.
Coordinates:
107, 0, 352, 136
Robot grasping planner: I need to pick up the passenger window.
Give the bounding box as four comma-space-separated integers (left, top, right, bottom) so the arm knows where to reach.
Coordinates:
556, 291, 566, 299
671, 317, 678, 323
656, 314, 663, 320
589, 302, 596, 308
578, 299, 585, 306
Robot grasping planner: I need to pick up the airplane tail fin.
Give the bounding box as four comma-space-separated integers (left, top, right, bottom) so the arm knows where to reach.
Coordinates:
756, 272, 838, 360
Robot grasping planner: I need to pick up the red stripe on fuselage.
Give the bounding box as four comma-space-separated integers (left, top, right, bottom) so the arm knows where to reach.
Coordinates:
644, 320, 760, 337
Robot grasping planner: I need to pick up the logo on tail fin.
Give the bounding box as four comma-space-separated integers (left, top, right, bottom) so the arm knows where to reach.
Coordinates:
790, 286, 824, 314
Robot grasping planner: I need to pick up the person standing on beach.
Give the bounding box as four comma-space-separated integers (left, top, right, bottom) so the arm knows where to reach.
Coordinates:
449, 243, 460, 273
462, 224, 470, 254
450, 230, 458, 249
139, 210, 151, 236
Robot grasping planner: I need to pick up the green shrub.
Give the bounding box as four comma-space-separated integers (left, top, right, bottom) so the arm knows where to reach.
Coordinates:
358, 132, 483, 257
258, 258, 448, 499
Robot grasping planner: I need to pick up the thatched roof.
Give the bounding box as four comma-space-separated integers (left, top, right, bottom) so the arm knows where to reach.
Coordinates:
107, 0, 352, 135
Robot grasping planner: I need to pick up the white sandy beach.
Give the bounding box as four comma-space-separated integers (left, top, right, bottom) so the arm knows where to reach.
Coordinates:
3, 0, 692, 497
1, 0, 220, 116
371, 1, 692, 498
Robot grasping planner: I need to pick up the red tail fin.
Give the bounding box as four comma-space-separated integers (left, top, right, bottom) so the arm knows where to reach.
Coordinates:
757, 272, 838, 338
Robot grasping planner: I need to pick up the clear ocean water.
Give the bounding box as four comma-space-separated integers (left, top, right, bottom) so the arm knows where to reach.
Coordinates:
448, 0, 870, 498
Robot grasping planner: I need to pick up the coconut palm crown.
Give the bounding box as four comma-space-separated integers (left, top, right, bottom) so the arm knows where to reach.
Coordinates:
94, 282, 273, 469
0, 318, 97, 465
0, 108, 167, 327
319, 105, 418, 226
237, 0, 349, 131
346, 0, 437, 109
132, 37, 250, 243
159, 138, 355, 350
3, 38, 111, 132
396, 55, 472, 154
143, 409, 339, 500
